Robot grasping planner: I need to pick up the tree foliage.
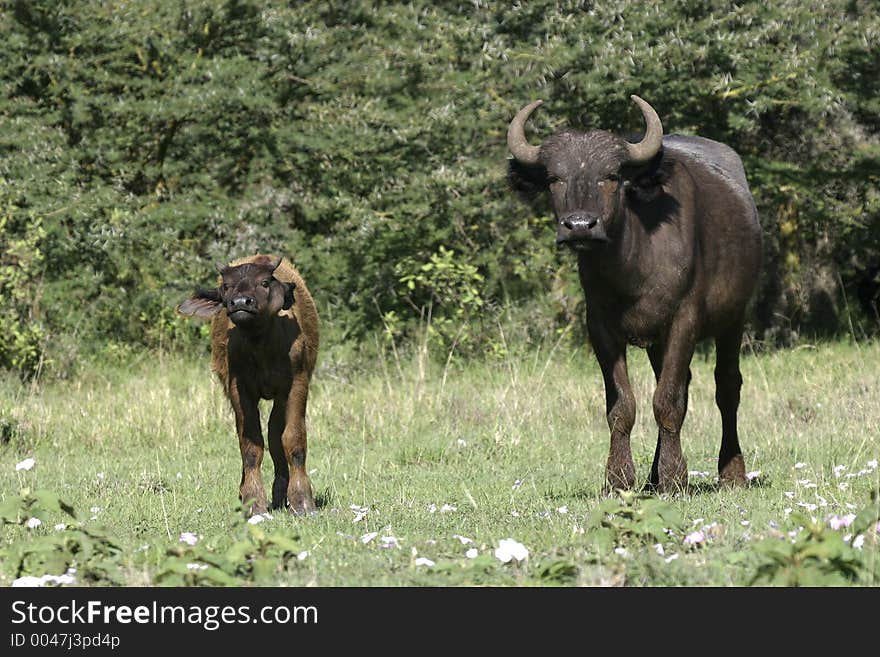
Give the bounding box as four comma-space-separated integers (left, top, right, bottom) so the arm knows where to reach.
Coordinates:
1, 1, 878, 376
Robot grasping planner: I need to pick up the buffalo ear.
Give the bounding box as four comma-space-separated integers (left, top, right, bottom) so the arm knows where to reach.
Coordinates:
177, 288, 224, 320
281, 281, 296, 311
507, 159, 549, 198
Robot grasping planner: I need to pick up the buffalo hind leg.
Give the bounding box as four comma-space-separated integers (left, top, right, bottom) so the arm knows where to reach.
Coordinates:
232, 388, 268, 515
646, 342, 692, 492
268, 401, 290, 510
648, 318, 696, 494
281, 372, 317, 515
589, 320, 636, 492
715, 322, 747, 486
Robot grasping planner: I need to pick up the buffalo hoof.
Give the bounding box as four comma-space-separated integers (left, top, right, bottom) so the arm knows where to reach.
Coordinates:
287, 479, 317, 516
287, 497, 317, 516
271, 477, 290, 510
604, 460, 636, 494
652, 453, 688, 495
719, 454, 747, 487
240, 487, 268, 517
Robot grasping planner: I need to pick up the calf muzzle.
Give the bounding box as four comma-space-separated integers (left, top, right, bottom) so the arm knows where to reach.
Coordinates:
227, 296, 257, 324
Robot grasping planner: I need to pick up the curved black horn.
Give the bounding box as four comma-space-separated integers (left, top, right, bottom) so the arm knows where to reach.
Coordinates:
625, 95, 663, 164
507, 100, 544, 164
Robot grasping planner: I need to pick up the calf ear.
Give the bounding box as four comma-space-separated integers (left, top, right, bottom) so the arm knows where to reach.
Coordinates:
282, 281, 296, 310
177, 288, 224, 319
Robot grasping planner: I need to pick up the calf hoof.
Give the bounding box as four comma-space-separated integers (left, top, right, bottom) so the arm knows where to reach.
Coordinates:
719, 454, 747, 487
240, 487, 268, 517
271, 477, 290, 510
287, 494, 317, 516
287, 479, 317, 516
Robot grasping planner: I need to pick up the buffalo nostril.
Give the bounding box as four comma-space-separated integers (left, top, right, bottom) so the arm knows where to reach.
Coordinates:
563, 219, 574, 230
586, 217, 598, 229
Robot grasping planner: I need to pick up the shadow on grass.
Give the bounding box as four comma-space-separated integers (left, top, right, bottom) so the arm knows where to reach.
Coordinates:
315, 487, 334, 510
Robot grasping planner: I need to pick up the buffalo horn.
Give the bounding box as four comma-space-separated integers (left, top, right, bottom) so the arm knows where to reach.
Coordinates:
625, 95, 663, 164
507, 100, 544, 165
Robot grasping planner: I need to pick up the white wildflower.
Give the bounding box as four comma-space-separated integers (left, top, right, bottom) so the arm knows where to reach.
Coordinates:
26, 517, 42, 529
415, 557, 435, 567
453, 534, 473, 545
247, 513, 272, 525
179, 532, 199, 545
361, 532, 378, 544
465, 548, 478, 559
15, 458, 35, 472
494, 538, 529, 563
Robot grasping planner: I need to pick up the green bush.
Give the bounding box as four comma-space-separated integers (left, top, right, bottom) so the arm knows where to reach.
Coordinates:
1, 1, 878, 377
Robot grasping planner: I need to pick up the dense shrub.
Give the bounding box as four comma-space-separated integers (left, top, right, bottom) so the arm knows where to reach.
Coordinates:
1, 1, 878, 376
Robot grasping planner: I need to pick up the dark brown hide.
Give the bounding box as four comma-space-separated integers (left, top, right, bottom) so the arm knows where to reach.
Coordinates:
178, 254, 320, 515
508, 98, 762, 493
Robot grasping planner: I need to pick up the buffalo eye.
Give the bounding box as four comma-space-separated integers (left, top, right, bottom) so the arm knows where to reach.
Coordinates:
261, 279, 271, 288
606, 173, 620, 182
221, 284, 229, 292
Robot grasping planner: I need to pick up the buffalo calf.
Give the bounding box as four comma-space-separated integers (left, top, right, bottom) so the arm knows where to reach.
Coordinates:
508, 96, 762, 493
178, 254, 319, 515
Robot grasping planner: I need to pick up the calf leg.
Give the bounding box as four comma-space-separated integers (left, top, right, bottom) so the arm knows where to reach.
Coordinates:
281, 371, 317, 515
649, 319, 696, 493
715, 322, 747, 486
589, 320, 636, 492
231, 386, 267, 515
268, 402, 289, 510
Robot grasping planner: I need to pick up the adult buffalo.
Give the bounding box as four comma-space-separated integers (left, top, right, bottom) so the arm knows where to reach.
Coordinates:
508, 95, 762, 493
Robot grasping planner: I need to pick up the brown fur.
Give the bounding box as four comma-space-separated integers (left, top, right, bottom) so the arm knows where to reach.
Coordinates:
179, 254, 320, 515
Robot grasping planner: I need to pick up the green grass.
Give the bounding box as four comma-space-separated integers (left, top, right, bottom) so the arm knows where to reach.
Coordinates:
1, 339, 879, 586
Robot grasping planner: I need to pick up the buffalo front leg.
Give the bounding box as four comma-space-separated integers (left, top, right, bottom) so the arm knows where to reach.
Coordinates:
589, 320, 636, 492
231, 387, 268, 515
715, 321, 747, 486
648, 319, 696, 494
279, 372, 317, 515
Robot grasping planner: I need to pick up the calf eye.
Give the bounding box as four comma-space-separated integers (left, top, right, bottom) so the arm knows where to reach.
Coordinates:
221, 284, 229, 292
261, 280, 270, 288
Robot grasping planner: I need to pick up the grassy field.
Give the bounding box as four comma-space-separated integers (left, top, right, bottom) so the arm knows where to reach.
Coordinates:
1, 338, 878, 586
